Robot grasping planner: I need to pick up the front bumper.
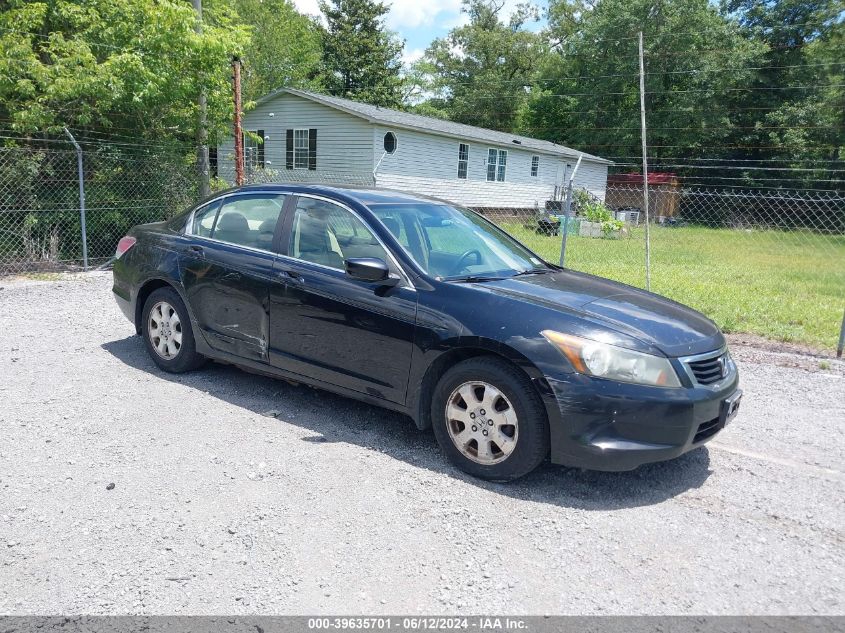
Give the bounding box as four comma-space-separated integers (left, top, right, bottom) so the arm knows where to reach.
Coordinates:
544, 370, 741, 471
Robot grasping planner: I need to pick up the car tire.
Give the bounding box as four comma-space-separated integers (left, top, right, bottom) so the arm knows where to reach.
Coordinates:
431, 357, 549, 481
141, 287, 205, 373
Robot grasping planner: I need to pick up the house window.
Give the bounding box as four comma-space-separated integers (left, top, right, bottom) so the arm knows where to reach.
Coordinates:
531, 155, 539, 177
244, 130, 265, 170
383, 132, 397, 154
286, 128, 318, 170
487, 148, 507, 182
457, 143, 469, 179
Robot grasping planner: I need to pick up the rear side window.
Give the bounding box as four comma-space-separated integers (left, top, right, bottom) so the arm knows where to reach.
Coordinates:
191, 201, 220, 237
212, 194, 286, 250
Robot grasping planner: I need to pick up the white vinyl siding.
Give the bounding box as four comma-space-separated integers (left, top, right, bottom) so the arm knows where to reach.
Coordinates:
217, 92, 373, 182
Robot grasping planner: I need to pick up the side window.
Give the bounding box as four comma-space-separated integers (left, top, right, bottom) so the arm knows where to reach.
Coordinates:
212, 193, 286, 250
289, 198, 388, 270
191, 201, 220, 237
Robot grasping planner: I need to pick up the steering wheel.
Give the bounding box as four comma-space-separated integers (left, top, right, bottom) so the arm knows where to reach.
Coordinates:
450, 249, 482, 275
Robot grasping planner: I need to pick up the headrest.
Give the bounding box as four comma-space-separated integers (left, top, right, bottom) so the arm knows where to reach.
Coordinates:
217, 212, 249, 232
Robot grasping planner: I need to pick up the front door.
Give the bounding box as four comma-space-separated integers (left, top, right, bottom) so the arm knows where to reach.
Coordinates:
268, 195, 417, 404
180, 192, 287, 362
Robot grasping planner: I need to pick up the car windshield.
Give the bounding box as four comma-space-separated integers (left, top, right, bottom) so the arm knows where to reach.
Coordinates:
368, 203, 551, 280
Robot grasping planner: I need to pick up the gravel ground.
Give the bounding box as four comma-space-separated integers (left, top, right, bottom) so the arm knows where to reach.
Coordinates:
0, 272, 843, 615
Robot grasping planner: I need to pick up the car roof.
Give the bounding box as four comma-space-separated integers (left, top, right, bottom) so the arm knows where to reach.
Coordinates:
221, 183, 451, 207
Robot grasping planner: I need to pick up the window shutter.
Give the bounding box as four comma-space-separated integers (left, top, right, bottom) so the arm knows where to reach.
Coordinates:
286, 129, 294, 170
257, 129, 265, 167
308, 128, 317, 171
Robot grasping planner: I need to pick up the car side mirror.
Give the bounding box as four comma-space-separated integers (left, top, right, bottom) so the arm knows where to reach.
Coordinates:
344, 258, 399, 286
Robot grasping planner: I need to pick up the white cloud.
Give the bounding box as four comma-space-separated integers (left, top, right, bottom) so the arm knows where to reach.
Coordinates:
292, 0, 321, 17
401, 47, 425, 65
385, 0, 462, 30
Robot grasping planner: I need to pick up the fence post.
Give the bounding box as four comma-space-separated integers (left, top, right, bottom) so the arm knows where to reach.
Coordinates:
837, 307, 844, 359
559, 154, 583, 267
638, 31, 651, 291
63, 127, 89, 270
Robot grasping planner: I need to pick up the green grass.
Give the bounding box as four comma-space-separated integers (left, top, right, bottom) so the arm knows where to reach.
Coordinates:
501, 222, 845, 351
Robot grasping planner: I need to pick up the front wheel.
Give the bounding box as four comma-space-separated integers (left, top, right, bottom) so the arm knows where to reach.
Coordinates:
431, 357, 549, 481
141, 287, 205, 373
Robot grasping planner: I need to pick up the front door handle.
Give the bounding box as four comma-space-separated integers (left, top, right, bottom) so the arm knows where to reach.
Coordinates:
221, 271, 242, 282
187, 245, 204, 257
280, 270, 304, 284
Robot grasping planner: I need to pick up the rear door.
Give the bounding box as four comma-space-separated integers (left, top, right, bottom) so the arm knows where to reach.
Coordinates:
180, 192, 288, 362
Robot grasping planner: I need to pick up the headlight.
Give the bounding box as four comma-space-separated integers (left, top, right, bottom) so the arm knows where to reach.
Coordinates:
541, 330, 681, 388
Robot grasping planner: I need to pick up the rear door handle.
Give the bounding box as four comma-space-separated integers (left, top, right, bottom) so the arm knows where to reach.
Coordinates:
187, 245, 204, 256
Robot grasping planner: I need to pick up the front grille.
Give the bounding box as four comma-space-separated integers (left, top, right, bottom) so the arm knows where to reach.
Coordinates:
693, 416, 723, 443
687, 354, 726, 385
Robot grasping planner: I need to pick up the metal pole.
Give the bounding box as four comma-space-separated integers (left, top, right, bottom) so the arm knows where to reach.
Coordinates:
559, 154, 583, 267
63, 127, 88, 270
638, 31, 651, 291
837, 307, 845, 358
193, 0, 210, 199
232, 56, 245, 187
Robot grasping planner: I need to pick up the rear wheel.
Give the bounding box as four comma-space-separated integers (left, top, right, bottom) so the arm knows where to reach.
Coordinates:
431, 357, 549, 481
142, 287, 204, 373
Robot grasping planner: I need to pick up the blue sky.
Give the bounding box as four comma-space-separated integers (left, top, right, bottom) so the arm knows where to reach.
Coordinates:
292, 0, 546, 67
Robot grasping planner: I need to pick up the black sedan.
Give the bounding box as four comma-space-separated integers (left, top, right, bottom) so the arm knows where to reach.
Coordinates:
112, 184, 741, 480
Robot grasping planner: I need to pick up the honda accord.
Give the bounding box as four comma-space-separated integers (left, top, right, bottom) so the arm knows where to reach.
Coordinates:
112, 185, 741, 480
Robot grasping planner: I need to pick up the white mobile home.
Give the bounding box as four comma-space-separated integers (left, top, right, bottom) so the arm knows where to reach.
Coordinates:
218, 89, 611, 209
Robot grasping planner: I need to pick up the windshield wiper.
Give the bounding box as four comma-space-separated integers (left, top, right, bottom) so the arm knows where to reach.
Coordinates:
511, 268, 556, 277
445, 274, 507, 283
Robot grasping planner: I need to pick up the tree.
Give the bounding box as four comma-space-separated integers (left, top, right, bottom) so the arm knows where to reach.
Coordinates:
0, 0, 248, 144
318, 0, 405, 108
416, 0, 548, 132
527, 0, 766, 171
720, 0, 844, 188
235, 0, 323, 102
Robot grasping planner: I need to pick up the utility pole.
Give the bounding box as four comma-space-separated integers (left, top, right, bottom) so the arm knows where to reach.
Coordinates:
232, 56, 245, 186
638, 31, 652, 291
193, 0, 210, 199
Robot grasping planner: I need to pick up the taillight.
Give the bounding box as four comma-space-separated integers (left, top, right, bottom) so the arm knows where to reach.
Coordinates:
115, 236, 137, 259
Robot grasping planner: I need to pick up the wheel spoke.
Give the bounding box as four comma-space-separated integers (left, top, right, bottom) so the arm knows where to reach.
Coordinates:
493, 431, 517, 456
156, 337, 167, 356
169, 310, 180, 330
446, 402, 472, 424
166, 339, 179, 357
476, 439, 493, 461
453, 427, 473, 448
481, 385, 502, 410
458, 384, 480, 406
171, 329, 182, 345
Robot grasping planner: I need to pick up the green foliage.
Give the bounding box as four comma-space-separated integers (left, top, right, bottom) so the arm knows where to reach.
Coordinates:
235, 0, 323, 102
529, 0, 766, 163
0, 0, 249, 143
318, 0, 405, 108
415, 0, 547, 131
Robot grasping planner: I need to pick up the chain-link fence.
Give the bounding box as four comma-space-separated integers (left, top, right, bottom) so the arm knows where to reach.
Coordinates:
0, 143, 196, 273
2, 144, 843, 349
485, 184, 845, 349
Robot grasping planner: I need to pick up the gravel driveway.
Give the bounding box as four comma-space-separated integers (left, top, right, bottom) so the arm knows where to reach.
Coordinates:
1, 272, 843, 615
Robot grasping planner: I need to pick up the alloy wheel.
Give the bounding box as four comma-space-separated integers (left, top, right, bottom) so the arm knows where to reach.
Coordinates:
148, 300, 182, 360
445, 381, 519, 465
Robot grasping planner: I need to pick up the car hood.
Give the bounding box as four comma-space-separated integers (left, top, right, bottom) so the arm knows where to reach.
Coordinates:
476, 270, 723, 357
